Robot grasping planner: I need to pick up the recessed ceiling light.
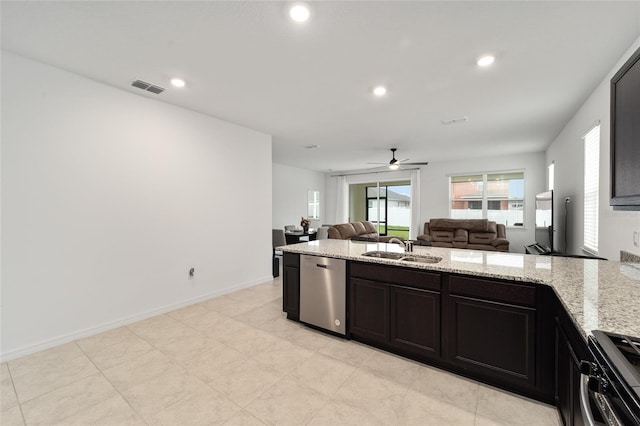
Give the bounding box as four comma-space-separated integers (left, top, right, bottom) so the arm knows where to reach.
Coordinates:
373, 86, 387, 96
477, 55, 495, 67
289, 4, 310, 22
170, 78, 186, 88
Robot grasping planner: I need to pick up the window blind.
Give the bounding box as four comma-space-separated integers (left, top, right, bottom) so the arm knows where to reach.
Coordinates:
583, 125, 600, 254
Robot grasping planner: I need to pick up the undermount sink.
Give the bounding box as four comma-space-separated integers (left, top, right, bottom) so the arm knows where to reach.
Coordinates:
399, 255, 442, 264
361, 251, 442, 264
361, 251, 405, 260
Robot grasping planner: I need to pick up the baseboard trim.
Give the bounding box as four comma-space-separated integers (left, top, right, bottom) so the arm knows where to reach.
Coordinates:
0, 275, 274, 362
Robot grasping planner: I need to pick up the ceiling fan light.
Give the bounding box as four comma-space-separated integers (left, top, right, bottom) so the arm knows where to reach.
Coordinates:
373, 86, 387, 96
289, 4, 310, 22
389, 164, 399, 170
477, 55, 495, 67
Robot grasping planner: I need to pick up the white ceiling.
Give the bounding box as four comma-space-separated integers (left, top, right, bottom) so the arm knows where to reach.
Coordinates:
2, 1, 639, 172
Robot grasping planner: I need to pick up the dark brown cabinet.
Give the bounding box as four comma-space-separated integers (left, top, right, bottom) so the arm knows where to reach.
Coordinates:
349, 262, 442, 360
554, 302, 590, 426
349, 277, 389, 343
282, 252, 300, 320
556, 326, 572, 425
556, 324, 585, 426
448, 295, 536, 385
610, 46, 640, 210
282, 254, 563, 406
446, 276, 537, 387
390, 285, 440, 358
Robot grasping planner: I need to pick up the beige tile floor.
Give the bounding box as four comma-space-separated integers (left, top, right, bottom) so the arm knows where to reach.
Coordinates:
1, 277, 560, 425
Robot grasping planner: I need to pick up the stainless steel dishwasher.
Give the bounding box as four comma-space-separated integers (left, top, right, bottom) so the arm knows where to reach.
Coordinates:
300, 255, 346, 336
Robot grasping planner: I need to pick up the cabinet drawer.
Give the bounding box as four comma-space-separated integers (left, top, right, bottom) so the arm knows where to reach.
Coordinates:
350, 262, 441, 292
450, 275, 535, 307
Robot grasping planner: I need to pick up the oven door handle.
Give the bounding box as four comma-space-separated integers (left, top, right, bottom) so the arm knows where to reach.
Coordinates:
580, 373, 599, 426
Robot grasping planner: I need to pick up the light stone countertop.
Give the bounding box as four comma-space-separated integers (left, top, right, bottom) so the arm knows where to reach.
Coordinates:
281, 239, 640, 340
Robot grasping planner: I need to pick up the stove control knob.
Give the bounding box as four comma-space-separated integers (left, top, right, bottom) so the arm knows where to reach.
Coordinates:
580, 360, 594, 375
588, 376, 600, 393
587, 375, 610, 395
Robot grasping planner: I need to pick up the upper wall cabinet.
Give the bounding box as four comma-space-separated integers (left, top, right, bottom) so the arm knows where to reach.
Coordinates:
610, 46, 640, 211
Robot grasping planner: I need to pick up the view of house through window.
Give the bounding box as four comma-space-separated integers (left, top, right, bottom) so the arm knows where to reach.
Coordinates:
450, 172, 524, 227
349, 181, 411, 239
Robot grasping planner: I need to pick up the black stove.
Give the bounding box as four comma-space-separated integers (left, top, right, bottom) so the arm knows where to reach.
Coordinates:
583, 330, 640, 425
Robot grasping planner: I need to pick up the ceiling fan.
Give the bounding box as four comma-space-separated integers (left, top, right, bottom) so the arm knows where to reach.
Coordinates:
369, 148, 429, 170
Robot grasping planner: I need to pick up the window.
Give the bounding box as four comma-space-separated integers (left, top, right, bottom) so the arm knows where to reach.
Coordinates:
450, 172, 524, 226
488, 200, 502, 210
583, 125, 600, 254
307, 190, 320, 220
548, 162, 555, 191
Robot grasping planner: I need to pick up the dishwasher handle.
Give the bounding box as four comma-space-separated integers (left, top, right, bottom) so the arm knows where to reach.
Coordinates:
316, 264, 328, 269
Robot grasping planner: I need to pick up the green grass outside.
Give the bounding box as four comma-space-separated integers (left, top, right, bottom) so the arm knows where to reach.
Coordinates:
374, 225, 409, 239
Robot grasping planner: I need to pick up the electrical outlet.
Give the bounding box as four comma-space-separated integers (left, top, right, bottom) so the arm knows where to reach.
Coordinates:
634, 231, 639, 248
189, 267, 195, 278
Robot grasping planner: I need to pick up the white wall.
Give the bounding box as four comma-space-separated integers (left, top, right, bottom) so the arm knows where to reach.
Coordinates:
272, 163, 325, 229
1, 52, 273, 360
325, 152, 545, 253
546, 36, 640, 261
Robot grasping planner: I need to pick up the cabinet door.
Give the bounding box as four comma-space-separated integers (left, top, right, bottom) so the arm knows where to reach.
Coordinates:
389, 285, 440, 358
571, 356, 585, 426
349, 278, 389, 344
556, 325, 572, 425
283, 265, 299, 320
448, 295, 536, 386
556, 322, 587, 426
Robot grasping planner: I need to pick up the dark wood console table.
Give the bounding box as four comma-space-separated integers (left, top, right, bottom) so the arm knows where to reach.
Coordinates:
285, 230, 317, 244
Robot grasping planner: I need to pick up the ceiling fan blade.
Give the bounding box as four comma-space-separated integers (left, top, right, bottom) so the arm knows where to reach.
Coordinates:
366, 148, 429, 168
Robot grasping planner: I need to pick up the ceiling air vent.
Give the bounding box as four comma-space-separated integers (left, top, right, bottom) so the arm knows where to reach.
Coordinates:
131, 79, 165, 94
441, 116, 468, 125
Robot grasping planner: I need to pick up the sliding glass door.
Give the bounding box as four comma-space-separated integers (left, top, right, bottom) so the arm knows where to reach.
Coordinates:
350, 180, 410, 239
336, 169, 420, 239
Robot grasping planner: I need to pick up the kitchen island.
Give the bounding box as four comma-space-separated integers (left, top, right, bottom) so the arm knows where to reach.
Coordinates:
280, 239, 640, 424
281, 239, 640, 338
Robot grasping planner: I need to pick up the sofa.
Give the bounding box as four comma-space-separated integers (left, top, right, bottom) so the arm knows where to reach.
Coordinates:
328, 221, 395, 242
417, 218, 509, 252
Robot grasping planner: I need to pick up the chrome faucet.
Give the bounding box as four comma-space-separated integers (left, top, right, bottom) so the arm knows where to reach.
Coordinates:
388, 238, 413, 252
